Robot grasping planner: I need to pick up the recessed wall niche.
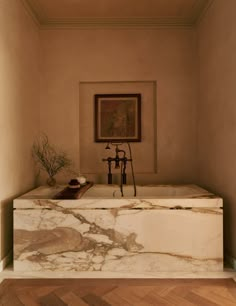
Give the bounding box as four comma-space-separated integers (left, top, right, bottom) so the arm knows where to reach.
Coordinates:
78, 81, 157, 181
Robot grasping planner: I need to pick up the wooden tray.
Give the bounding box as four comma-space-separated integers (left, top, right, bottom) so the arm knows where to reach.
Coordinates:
54, 182, 94, 199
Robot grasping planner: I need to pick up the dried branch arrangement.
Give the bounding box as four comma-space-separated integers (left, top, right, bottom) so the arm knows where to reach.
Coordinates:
32, 134, 72, 185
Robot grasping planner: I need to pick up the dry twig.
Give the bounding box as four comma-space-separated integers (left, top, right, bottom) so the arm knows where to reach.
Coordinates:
32, 134, 72, 179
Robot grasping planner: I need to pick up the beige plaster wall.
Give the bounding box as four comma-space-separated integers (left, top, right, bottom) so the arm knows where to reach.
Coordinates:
0, 0, 40, 261
40, 28, 198, 185
197, 0, 236, 259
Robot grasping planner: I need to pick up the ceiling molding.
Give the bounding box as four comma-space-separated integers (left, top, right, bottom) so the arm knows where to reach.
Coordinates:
21, 0, 214, 29
20, 0, 40, 26
190, 0, 209, 23
194, 0, 214, 24
21, 0, 46, 24
40, 17, 194, 30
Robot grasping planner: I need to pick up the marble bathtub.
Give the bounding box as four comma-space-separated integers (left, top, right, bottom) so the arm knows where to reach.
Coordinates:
13, 184, 223, 275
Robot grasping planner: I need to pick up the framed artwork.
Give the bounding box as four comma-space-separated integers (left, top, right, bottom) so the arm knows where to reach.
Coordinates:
94, 93, 141, 142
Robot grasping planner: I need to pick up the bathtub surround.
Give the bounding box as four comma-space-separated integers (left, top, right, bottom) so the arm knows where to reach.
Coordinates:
14, 184, 223, 275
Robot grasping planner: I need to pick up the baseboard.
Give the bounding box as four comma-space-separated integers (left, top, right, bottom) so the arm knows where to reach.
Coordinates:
0, 250, 13, 272
225, 253, 236, 270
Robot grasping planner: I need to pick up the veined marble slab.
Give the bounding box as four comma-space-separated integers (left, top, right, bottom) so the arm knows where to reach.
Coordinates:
17, 184, 219, 200
14, 184, 223, 273
14, 184, 222, 209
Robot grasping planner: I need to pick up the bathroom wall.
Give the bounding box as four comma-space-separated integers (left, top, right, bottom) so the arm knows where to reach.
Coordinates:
0, 0, 40, 265
40, 28, 198, 185
197, 0, 236, 261
1, 0, 235, 269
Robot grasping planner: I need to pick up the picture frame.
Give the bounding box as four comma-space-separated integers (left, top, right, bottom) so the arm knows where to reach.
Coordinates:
94, 93, 141, 142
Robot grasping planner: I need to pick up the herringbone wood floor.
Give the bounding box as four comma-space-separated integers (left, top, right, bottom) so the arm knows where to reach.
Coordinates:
0, 278, 235, 306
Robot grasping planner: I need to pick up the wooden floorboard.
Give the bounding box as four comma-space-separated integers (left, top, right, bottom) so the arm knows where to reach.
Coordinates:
0, 278, 235, 305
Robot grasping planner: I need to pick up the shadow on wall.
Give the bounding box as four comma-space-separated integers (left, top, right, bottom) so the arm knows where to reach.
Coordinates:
1, 198, 13, 265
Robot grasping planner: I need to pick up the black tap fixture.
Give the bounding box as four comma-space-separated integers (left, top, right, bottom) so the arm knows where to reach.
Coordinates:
102, 157, 113, 184
102, 142, 136, 196
107, 157, 112, 184
115, 148, 120, 169
122, 157, 127, 184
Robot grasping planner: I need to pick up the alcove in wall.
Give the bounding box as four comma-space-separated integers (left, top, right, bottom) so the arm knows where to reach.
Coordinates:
78, 81, 157, 183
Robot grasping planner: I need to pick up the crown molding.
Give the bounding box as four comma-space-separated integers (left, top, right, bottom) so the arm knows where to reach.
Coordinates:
20, 0, 40, 26
21, 0, 46, 25
40, 17, 194, 30
21, 0, 214, 29
195, 0, 215, 25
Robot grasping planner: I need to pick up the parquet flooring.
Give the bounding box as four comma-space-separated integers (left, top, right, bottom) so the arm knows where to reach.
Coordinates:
0, 278, 236, 306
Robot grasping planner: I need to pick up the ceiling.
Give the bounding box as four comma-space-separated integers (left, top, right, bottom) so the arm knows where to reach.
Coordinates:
22, 0, 214, 28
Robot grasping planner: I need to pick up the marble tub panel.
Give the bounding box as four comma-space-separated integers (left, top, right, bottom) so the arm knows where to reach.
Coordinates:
14, 184, 223, 210
14, 197, 223, 210
14, 206, 223, 273
18, 184, 218, 200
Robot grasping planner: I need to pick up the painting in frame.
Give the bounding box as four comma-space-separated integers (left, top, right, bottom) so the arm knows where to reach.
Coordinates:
94, 93, 141, 142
